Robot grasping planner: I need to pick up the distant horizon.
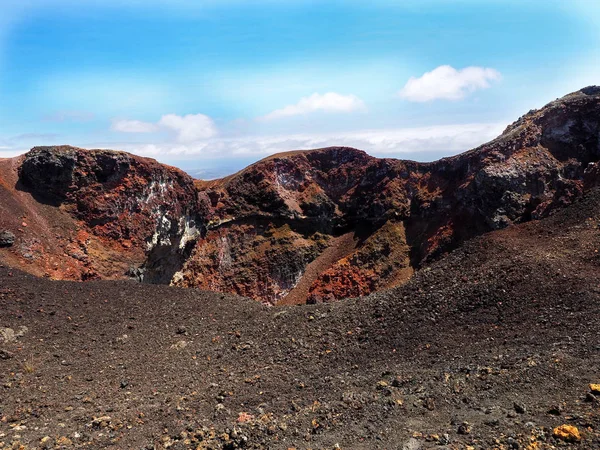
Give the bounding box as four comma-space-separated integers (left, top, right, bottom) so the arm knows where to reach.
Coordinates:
1, 0, 599, 175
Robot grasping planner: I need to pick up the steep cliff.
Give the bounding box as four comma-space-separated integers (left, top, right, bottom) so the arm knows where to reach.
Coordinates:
1, 87, 599, 303
176, 86, 600, 303
0, 146, 202, 282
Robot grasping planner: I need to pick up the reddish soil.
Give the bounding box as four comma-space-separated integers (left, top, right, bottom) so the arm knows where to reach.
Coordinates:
278, 232, 358, 305
0, 156, 89, 279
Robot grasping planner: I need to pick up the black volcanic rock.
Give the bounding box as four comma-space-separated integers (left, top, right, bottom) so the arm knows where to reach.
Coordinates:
0, 230, 15, 247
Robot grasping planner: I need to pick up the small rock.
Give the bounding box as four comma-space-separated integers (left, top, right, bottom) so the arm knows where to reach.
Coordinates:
425, 397, 435, 411
586, 392, 599, 403
589, 383, 600, 395
40, 436, 52, 449
547, 404, 563, 416
170, 340, 188, 350
56, 436, 73, 446
0, 328, 16, 343
376, 380, 389, 389
215, 404, 226, 414
457, 422, 471, 435
514, 401, 526, 414
402, 437, 421, 450
0, 326, 29, 343
553, 424, 581, 443
0, 231, 15, 248
91, 416, 112, 428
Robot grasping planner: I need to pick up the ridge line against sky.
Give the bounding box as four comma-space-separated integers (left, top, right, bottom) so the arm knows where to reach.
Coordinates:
0, 0, 599, 177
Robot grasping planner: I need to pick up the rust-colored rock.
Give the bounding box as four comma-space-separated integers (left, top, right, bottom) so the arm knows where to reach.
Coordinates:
1, 146, 202, 282
1, 87, 600, 304
178, 86, 600, 303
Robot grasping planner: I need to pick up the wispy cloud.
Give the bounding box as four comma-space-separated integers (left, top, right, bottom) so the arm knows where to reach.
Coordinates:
111, 119, 159, 133
2, 121, 507, 172
111, 114, 217, 142
12, 133, 60, 141
261, 92, 366, 120
43, 111, 95, 123
0, 132, 62, 158
114, 122, 506, 161
399, 65, 501, 102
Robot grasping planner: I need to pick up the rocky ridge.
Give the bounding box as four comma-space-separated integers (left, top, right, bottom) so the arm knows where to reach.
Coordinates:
176, 86, 600, 303
1, 87, 599, 303
0, 146, 201, 282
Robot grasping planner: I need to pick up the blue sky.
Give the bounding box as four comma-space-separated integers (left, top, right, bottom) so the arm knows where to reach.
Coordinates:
1, 0, 599, 177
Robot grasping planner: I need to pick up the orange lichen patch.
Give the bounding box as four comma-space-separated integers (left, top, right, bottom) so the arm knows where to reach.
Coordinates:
589, 383, 600, 394
553, 425, 581, 442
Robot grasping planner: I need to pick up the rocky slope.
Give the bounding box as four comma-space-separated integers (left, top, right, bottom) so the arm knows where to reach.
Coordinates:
1, 87, 599, 304
1, 187, 599, 449
177, 86, 600, 303
0, 146, 201, 283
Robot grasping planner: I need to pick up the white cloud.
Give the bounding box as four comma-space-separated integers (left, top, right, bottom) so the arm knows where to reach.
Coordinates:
4, 120, 506, 165
261, 92, 366, 120
399, 65, 501, 102
111, 119, 158, 133
158, 113, 217, 142
114, 122, 506, 161
1, 121, 507, 177
111, 114, 217, 142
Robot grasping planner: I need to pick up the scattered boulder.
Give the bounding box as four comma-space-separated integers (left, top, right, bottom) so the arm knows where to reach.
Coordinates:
170, 340, 188, 350
425, 397, 436, 411
55, 436, 73, 446
39, 436, 53, 449
0, 230, 15, 247
91, 416, 112, 428
402, 438, 421, 450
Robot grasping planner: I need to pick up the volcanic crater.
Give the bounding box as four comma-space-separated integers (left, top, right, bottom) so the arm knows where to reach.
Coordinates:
1, 87, 600, 306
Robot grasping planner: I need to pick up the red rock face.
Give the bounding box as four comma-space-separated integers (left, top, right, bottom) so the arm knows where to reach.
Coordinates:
1, 87, 599, 304
179, 86, 600, 304
1, 146, 201, 281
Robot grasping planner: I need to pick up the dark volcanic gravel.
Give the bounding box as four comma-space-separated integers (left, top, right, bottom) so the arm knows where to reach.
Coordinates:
1, 190, 600, 449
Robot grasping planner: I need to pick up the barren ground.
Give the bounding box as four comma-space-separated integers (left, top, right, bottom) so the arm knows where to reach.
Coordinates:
1, 189, 600, 449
